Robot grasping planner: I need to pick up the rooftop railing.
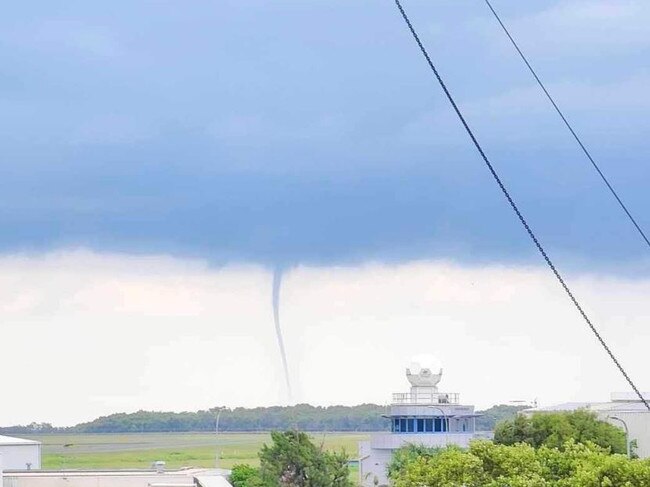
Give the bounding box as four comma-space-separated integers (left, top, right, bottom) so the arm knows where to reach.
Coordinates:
392, 392, 460, 405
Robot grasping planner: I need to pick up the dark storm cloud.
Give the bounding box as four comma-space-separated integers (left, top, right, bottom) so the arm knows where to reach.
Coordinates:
0, 0, 649, 272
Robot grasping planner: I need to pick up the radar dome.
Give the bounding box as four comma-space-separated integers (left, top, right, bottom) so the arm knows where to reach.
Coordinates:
408, 353, 442, 373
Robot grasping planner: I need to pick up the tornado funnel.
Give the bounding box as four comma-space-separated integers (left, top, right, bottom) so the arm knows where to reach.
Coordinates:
272, 267, 292, 401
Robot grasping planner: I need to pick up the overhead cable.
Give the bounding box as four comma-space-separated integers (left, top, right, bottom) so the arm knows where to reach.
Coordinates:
392, 0, 650, 410
483, 0, 650, 250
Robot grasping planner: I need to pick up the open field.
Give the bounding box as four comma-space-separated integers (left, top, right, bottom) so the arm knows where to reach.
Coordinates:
23, 433, 370, 470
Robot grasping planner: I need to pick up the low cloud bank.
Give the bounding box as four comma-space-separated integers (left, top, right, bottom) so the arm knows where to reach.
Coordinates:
2, 250, 648, 425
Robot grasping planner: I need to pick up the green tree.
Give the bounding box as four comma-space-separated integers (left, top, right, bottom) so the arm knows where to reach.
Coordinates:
389, 440, 650, 487
468, 441, 546, 487
475, 404, 528, 431
1, 403, 526, 434
494, 411, 626, 454
230, 464, 262, 487
387, 444, 442, 479
391, 446, 484, 487
258, 431, 352, 487
537, 440, 650, 486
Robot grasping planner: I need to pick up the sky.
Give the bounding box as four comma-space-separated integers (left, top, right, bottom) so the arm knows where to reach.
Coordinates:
1, 0, 650, 425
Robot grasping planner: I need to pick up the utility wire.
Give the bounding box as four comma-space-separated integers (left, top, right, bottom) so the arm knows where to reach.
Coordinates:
392, 0, 650, 410
483, 0, 650, 251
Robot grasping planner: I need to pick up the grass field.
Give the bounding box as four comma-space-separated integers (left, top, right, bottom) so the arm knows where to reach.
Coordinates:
23, 432, 369, 471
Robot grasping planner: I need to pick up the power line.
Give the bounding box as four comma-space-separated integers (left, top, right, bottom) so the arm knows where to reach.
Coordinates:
392, 0, 650, 410
483, 0, 650, 251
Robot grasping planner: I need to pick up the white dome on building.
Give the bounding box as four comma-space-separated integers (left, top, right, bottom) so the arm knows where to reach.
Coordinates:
408, 353, 442, 374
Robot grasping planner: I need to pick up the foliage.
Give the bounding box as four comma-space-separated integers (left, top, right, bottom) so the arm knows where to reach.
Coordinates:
475, 404, 527, 431
2, 404, 518, 434
630, 439, 639, 459
0, 422, 58, 434
387, 444, 442, 479
1, 405, 390, 434
390, 440, 650, 487
258, 431, 352, 487
494, 410, 626, 454
231, 464, 262, 487
393, 447, 484, 487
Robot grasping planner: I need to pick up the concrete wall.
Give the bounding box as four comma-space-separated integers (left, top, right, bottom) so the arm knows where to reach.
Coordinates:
600, 411, 650, 458
359, 441, 392, 487
369, 432, 475, 450
0, 445, 41, 470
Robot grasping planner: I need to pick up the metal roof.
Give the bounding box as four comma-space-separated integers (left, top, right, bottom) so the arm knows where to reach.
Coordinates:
0, 435, 41, 446
522, 402, 594, 413
195, 474, 233, 487
524, 400, 650, 415
611, 392, 650, 402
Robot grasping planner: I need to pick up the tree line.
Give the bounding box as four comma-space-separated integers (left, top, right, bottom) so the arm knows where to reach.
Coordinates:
0, 404, 523, 434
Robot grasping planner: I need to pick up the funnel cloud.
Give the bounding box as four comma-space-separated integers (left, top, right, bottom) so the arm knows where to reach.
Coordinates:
272, 267, 292, 401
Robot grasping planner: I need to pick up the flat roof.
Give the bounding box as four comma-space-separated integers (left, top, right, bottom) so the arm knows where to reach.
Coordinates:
523, 402, 595, 413
5, 468, 230, 478
524, 401, 650, 414
611, 392, 650, 402
0, 435, 41, 446
195, 474, 233, 487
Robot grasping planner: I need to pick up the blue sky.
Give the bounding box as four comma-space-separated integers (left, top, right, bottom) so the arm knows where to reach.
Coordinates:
2, 0, 649, 271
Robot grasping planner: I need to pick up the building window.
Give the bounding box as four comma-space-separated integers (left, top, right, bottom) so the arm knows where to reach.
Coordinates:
392, 416, 454, 434
407, 418, 415, 432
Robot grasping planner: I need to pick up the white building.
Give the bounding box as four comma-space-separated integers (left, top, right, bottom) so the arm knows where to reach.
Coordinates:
1, 467, 232, 487
358, 366, 482, 487
523, 392, 650, 458
0, 436, 41, 471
